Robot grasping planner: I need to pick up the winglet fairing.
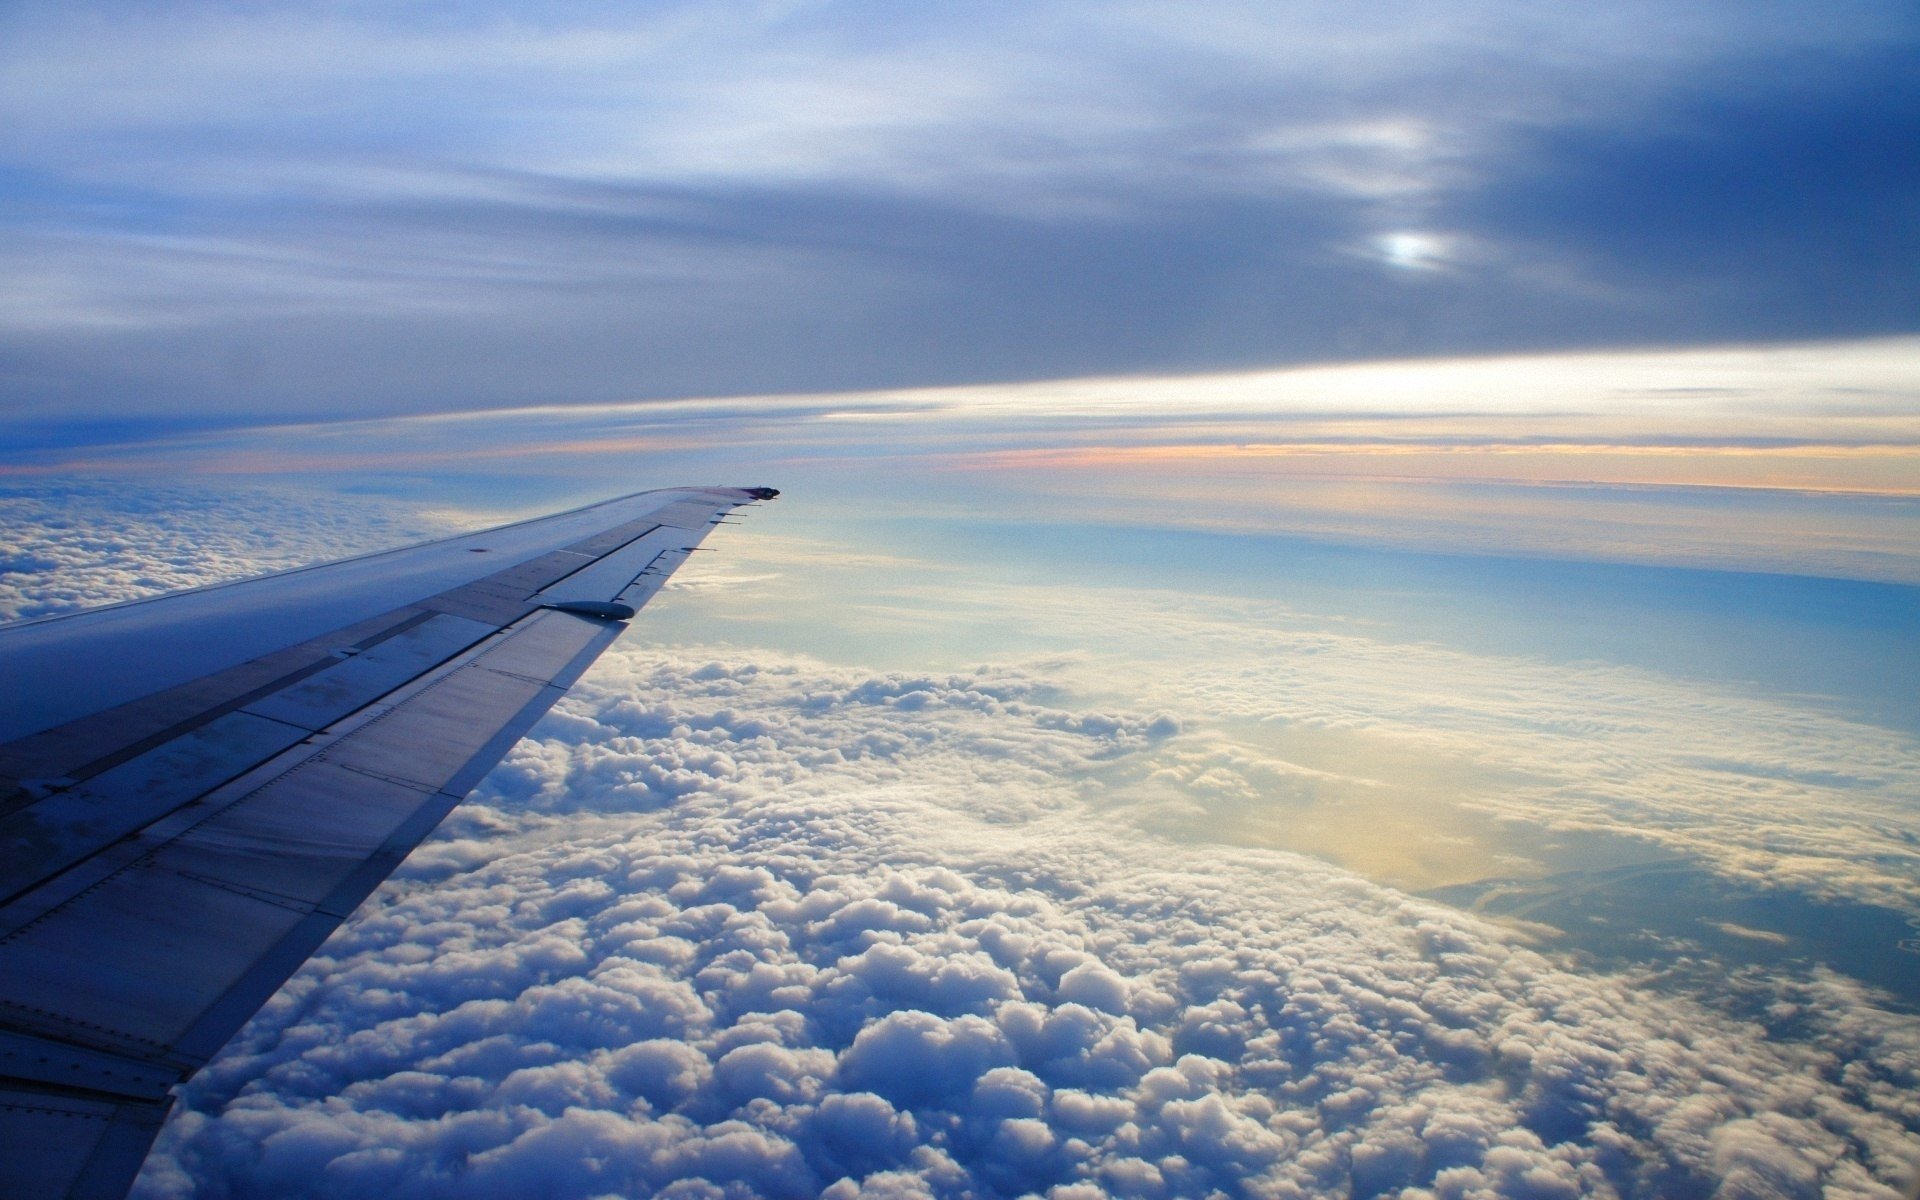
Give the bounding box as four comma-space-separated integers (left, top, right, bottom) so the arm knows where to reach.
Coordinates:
0, 486, 775, 1200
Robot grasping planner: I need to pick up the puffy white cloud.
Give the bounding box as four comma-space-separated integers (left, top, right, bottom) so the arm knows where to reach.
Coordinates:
128, 643, 1920, 1199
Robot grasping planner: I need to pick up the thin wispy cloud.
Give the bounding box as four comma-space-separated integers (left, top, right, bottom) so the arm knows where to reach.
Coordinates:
8, 341, 1916, 582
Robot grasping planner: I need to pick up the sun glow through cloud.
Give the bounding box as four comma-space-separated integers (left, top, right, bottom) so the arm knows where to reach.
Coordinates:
1372, 230, 1455, 270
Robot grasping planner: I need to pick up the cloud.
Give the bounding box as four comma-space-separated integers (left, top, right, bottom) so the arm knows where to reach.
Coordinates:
1457, 48, 1920, 322
125, 642, 1920, 1198
661, 527, 1920, 918
7, 476, 1916, 1197
0, 478, 460, 624
1, 2, 1915, 421
7, 335, 1916, 593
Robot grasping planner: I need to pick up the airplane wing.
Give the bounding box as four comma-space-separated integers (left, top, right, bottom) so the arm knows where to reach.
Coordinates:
0, 484, 776, 1200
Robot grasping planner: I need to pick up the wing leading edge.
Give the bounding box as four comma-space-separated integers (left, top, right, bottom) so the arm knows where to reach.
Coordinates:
0, 485, 777, 1200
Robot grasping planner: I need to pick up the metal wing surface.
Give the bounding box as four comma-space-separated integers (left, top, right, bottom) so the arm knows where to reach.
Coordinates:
0, 484, 776, 1200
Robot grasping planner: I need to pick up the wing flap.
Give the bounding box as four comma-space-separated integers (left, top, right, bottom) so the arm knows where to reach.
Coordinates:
531, 524, 691, 609
0, 848, 318, 1049
0, 1089, 171, 1200
240, 613, 496, 729
152, 765, 447, 908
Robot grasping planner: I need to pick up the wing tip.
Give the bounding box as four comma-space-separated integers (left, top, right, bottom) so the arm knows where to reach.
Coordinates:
691, 485, 779, 502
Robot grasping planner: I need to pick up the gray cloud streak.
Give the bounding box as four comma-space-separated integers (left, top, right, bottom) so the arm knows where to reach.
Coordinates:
1, 1, 1914, 423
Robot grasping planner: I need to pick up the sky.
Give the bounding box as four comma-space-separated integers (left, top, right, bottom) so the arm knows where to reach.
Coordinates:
1, 0, 1917, 426
4, 2, 1920, 1197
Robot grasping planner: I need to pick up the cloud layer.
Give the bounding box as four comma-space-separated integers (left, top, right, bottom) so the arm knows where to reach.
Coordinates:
6, 477, 1915, 1197
129, 644, 1920, 1198
0, 479, 457, 623
650, 530, 1920, 919
2, 1, 1915, 421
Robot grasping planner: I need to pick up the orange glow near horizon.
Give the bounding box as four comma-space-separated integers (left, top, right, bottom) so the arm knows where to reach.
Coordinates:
936, 440, 1920, 496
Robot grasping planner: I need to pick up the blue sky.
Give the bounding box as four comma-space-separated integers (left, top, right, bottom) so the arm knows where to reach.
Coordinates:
2, 0, 1915, 425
